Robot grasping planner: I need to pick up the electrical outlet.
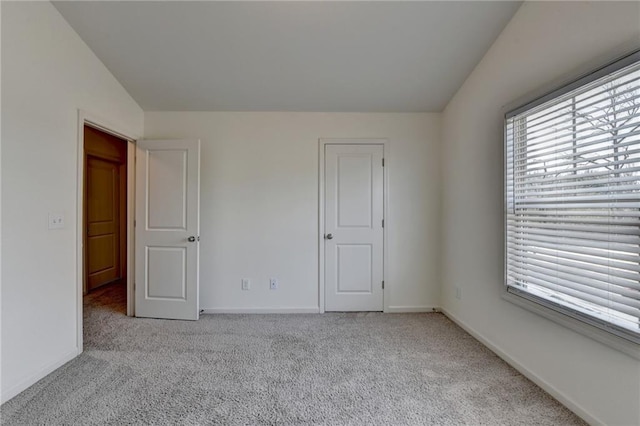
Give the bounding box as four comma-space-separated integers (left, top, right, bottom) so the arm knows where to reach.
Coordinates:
455, 286, 462, 300
242, 279, 250, 291
269, 278, 278, 290
48, 213, 64, 230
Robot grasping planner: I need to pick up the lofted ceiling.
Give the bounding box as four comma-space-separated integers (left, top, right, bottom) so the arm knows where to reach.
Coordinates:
53, 1, 521, 112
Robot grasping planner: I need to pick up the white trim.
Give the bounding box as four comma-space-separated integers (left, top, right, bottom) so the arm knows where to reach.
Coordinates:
318, 138, 390, 313
386, 306, 438, 313
76, 110, 139, 355
126, 142, 136, 317
440, 308, 601, 426
0, 349, 78, 405
318, 141, 325, 314
80, 107, 140, 144
201, 307, 320, 314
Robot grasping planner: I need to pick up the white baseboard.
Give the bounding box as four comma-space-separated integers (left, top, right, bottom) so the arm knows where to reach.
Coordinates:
440, 308, 601, 426
201, 307, 321, 314
202, 307, 439, 314
1, 348, 79, 405
385, 306, 439, 313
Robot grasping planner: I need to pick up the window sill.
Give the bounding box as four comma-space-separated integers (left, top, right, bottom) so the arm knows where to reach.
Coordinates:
502, 290, 640, 361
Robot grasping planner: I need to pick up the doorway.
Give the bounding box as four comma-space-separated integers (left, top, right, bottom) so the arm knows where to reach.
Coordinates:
319, 140, 387, 312
83, 125, 128, 299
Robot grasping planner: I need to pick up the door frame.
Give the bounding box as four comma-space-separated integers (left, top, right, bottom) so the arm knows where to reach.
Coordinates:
318, 138, 389, 313
76, 109, 139, 354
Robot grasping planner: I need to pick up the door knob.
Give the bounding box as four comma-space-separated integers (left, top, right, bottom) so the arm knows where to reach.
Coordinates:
188, 236, 196, 242
325, 233, 333, 240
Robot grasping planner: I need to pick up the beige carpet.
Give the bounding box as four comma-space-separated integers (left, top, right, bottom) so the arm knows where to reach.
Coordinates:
1, 282, 585, 425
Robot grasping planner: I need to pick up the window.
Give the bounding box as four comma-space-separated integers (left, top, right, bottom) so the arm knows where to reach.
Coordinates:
505, 51, 640, 344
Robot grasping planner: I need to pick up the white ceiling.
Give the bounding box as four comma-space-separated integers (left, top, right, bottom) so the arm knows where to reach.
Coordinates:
53, 1, 521, 112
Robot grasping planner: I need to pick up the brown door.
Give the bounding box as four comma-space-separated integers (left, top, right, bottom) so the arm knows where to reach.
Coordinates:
84, 126, 127, 292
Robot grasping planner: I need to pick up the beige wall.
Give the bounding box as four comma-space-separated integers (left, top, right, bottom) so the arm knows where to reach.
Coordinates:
1, 1, 143, 402
441, 2, 640, 425
145, 112, 441, 313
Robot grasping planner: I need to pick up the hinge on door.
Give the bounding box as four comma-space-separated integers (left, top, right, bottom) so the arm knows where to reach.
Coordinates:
382, 158, 385, 167
382, 281, 385, 289
134, 220, 136, 227
382, 219, 384, 228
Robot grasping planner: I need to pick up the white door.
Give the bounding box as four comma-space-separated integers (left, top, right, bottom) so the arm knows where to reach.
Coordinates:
324, 144, 384, 311
135, 139, 200, 320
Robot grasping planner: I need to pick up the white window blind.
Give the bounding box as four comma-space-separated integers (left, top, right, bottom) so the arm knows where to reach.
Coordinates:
505, 52, 640, 343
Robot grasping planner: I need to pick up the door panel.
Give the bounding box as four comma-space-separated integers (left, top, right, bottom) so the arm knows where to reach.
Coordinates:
147, 150, 188, 229
337, 155, 373, 228
325, 144, 384, 311
337, 245, 372, 293
86, 157, 120, 290
88, 235, 116, 273
135, 139, 200, 320
146, 247, 187, 299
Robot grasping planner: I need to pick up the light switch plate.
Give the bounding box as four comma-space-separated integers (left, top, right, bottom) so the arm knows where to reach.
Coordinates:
48, 213, 64, 230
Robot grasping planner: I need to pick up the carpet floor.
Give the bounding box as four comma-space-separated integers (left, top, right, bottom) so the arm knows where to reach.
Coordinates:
1, 282, 585, 425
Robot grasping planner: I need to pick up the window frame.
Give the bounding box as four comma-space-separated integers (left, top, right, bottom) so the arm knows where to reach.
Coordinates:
503, 48, 640, 360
